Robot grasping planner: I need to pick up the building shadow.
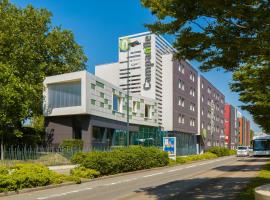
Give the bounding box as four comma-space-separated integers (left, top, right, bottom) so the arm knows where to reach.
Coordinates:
133, 176, 265, 200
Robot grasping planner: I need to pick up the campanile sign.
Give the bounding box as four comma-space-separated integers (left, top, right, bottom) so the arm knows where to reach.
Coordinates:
143, 35, 154, 91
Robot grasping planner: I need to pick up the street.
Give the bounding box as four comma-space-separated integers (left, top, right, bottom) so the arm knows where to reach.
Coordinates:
1, 156, 268, 200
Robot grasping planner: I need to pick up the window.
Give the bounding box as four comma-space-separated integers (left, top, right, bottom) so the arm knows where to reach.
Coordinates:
178, 80, 185, 90
72, 117, 82, 139
145, 104, 152, 118
190, 103, 195, 111
202, 108, 204, 116
190, 118, 195, 127
178, 114, 185, 124
178, 97, 185, 107
207, 87, 211, 94
48, 81, 81, 109
189, 72, 195, 82
91, 99, 96, 105
96, 81, 104, 88
201, 95, 204, 102
132, 101, 138, 113
179, 64, 185, 74
91, 83, 95, 89
113, 94, 123, 112
202, 82, 204, 89
100, 92, 104, 98
100, 102, 104, 108
190, 88, 195, 96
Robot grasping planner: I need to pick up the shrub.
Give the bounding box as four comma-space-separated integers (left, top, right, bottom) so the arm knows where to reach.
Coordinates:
71, 146, 169, 175
207, 147, 231, 157
0, 163, 79, 193
60, 139, 84, 150
70, 167, 100, 179
229, 149, 237, 155
0, 166, 8, 175
173, 152, 217, 165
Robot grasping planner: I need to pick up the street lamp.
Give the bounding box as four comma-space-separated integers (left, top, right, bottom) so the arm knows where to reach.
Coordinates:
119, 38, 140, 146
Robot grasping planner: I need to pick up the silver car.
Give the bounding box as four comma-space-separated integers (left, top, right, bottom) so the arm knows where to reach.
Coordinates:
237, 146, 249, 157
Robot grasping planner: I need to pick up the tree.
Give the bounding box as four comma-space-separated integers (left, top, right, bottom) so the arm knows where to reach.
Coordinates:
141, 0, 270, 132
0, 0, 87, 155
231, 60, 270, 132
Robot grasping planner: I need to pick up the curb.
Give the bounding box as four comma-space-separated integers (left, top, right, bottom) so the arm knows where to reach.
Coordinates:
0, 182, 76, 197
0, 155, 235, 197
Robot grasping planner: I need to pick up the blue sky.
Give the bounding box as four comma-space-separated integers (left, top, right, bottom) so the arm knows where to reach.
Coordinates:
11, 0, 261, 132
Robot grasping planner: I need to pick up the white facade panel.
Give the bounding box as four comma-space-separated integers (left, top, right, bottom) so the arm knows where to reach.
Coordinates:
43, 71, 158, 127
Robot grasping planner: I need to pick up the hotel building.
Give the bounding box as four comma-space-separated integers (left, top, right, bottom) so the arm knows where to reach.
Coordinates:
43, 71, 159, 149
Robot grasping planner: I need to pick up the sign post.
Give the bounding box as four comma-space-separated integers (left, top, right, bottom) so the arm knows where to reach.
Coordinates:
163, 137, 176, 160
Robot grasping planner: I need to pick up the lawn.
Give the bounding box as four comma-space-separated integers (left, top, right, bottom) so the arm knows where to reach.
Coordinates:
238, 161, 270, 200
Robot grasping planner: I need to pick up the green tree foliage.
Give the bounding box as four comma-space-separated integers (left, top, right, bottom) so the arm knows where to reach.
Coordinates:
231, 62, 270, 132
0, 1, 87, 139
141, 0, 270, 132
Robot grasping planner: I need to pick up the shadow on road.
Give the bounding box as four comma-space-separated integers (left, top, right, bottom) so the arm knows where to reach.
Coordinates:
134, 177, 253, 200
237, 157, 270, 162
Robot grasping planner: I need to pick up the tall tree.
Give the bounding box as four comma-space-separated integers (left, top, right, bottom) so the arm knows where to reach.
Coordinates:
0, 0, 87, 152
141, 0, 270, 132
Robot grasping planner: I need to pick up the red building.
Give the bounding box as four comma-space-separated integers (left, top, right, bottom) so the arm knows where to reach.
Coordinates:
224, 104, 238, 149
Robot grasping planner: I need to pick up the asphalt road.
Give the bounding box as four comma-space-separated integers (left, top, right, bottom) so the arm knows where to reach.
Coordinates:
1, 156, 269, 200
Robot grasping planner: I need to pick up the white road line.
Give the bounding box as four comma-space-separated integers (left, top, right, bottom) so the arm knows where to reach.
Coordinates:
37, 187, 92, 200
143, 172, 164, 178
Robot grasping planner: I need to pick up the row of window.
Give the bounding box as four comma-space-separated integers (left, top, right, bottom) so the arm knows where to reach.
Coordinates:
177, 115, 196, 127
91, 94, 154, 119
178, 64, 196, 83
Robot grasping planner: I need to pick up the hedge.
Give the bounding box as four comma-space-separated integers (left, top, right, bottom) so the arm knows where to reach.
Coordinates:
0, 163, 80, 193
170, 152, 218, 165
71, 146, 169, 175
59, 139, 84, 150
70, 167, 100, 179
207, 147, 235, 157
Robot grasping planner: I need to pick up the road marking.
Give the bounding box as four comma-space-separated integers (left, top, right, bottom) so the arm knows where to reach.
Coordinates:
37, 187, 92, 200
143, 172, 164, 178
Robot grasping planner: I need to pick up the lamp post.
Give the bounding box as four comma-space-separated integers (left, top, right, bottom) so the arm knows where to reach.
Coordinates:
119, 38, 140, 146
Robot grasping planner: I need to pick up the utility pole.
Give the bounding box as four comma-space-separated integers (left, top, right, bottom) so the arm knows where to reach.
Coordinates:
119, 38, 140, 147
126, 48, 130, 146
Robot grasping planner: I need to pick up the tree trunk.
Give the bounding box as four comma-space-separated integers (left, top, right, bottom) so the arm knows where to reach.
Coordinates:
0, 136, 3, 160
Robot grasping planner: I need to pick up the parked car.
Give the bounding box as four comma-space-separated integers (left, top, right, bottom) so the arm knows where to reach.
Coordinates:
237, 146, 249, 157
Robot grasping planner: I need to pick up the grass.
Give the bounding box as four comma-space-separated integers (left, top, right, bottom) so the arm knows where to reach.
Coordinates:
0, 153, 71, 167
238, 161, 270, 200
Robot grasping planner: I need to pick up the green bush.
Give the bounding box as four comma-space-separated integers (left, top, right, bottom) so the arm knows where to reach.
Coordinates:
229, 149, 237, 155
173, 152, 217, 165
0, 166, 8, 175
71, 146, 169, 175
207, 147, 231, 157
70, 167, 100, 179
0, 163, 79, 193
60, 139, 84, 150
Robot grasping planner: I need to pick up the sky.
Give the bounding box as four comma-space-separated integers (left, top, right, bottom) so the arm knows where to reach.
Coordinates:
11, 0, 261, 132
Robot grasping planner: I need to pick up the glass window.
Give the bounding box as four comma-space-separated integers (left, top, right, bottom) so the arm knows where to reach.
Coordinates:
113, 94, 123, 112
91, 99, 96, 105
91, 83, 95, 89
133, 101, 138, 113
145, 104, 152, 118
48, 81, 81, 109
96, 81, 104, 88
